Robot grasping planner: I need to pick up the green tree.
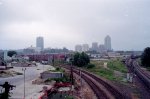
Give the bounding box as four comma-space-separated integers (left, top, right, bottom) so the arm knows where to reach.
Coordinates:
73, 52, 80, 66
7, 51, 17, 57
141, 47, 150, 67
73, 52, 90, 67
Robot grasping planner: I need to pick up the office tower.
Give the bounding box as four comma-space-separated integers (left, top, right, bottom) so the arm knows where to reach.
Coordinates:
92, 42, 98, 52
4, 50, 8, 61
75, 45, 82, 52
99, 44, 106, 53
104, 35, 111, 51
82, 44, 89, 52
36, 36, 44, 51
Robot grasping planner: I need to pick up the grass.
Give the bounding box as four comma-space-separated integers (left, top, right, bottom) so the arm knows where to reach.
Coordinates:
45, 74, 70, 83
137, 58, 142, 65
96, 68, 115, 80
85, 60, 127, 81
65, 96, 74, 99
107, 60, 128, 73
49, 67, 65, 72
50, 60, 65, 66
85, 61, 115, 80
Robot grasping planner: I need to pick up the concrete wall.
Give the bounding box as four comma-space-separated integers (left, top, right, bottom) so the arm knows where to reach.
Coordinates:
0, 66, 6, 70
40, 72, 63, 79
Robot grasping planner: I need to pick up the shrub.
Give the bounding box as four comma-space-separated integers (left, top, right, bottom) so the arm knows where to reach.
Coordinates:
87, 63, 95, 68
56, 67, 60, 71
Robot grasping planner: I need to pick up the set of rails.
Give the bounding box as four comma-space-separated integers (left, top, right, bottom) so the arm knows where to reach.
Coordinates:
126, 58, 150, 90
62, 65, 129, 99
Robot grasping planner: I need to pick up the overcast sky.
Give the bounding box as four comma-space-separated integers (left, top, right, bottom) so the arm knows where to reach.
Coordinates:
0, 0, 150, 51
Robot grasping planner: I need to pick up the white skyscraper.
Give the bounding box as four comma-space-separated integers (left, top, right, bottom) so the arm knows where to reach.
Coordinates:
92, 42, 98, 52
104, 35, 111, 51
4, 50, 8, 61
75, 45, 82, 52
36, 37, 44, 51
82, 44, 89, 52
99, 44, 106, 53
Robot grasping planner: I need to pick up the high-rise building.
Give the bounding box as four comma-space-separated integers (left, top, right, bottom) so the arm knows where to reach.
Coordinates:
36, 36, 44, 51
75, 45, 82, 52
99, 44, 106, 53
4, 50, 8, 61
82, 44, 89, 52
92, 42, 98, 52
104, 35, 111, 51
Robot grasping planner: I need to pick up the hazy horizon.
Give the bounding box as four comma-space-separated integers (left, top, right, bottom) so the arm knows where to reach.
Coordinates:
0, 0, 150, 51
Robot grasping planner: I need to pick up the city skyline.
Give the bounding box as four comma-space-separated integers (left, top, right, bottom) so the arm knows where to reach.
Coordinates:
75, 35, 111, 52
0, 0, 150, 51
0, 35, 145, 51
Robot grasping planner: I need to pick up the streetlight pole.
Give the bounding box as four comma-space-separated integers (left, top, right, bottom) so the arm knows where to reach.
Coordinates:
52, 55, 54, 66
43, 62, 44, 72
69, 58, 73, 84
22, 68, 26, 99
69, 58, 74, 96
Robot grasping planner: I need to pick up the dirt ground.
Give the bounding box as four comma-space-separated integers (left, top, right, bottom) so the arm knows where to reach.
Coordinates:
0, 70, 22, 77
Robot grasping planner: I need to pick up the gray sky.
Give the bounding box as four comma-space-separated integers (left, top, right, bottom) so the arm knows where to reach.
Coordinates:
0, 0, 150, 51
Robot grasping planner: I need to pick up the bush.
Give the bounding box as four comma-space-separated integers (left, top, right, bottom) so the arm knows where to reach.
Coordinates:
87, 63, 95, 68
16, 72, 23, 75
56, 67, 60, 71
44, 75, 70, 83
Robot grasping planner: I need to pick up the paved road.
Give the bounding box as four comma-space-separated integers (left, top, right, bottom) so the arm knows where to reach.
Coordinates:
0, 63, 54, 98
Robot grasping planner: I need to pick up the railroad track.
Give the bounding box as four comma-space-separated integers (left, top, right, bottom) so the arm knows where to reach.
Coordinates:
134, 61, 150, 79
62, 65, 128, 99
129, 60, 150, 89
75, 70, 108, 99
125, 58, 150, 98
79, 69, 127, 99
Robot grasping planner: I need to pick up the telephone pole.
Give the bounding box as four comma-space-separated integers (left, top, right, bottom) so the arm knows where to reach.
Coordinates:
22, 68, 26, 99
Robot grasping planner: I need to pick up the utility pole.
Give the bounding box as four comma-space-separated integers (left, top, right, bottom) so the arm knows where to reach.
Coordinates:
70, 58, 74, 85
22, 68, 26, 99
80, 69, 83, 99
52, 55, 54, 66
69, 58, 74, 96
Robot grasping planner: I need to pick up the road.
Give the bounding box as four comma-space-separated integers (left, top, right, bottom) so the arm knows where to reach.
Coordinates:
0, 63, 54, 99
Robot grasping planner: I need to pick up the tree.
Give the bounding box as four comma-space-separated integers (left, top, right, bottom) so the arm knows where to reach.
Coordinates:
7, 51, 17, 57
141, 47, 150, 67
62, 47, 69, 52
72, 52, 90, 67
